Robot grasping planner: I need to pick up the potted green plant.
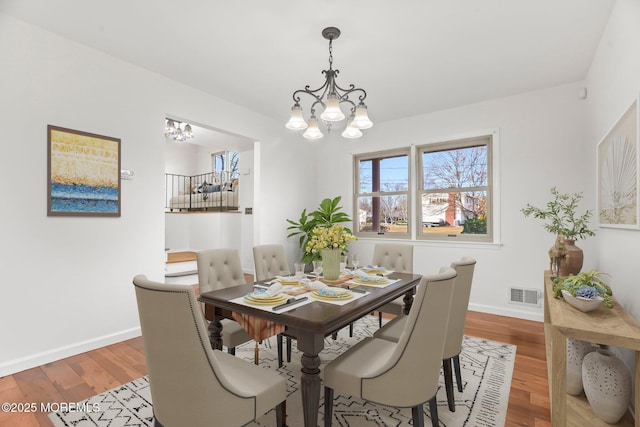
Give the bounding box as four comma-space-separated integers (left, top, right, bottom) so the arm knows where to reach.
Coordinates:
552, 270, 613, 310
521, 187, 596, 276
286, 196, 353, 263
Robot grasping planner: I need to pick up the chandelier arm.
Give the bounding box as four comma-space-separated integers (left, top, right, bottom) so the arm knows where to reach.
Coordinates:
338, 98, 357, 115
333, 83, 368, 104
291, 74, 332, 108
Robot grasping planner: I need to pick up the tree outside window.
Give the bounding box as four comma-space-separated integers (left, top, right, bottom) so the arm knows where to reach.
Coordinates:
418, 136, 492, 241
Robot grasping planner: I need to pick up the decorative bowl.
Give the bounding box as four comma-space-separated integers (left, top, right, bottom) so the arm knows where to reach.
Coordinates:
561, 289, 604, 312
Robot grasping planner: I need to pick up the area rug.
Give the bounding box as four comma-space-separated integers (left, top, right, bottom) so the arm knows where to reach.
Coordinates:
49, 316, 515, 427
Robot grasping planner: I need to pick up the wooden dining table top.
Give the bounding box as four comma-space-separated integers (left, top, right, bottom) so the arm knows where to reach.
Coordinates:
199, 272, 423, 335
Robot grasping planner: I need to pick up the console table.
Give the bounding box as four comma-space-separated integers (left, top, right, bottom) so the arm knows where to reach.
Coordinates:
544, 270, 640, 426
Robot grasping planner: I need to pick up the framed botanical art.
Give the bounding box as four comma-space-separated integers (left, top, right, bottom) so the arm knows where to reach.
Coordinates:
47, 125, 121, 216
596, 96, 639, 229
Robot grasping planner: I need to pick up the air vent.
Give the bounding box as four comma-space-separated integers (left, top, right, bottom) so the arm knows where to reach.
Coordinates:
509, 287, 541, 307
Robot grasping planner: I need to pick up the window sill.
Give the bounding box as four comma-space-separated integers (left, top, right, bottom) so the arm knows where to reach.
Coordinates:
356, 236, 503, 250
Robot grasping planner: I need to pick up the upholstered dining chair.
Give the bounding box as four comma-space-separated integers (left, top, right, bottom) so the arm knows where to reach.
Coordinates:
197, 248, 252, 357
374, 257, 476, 412
132, 275, 286, 427
372, 243, 414, 327
323, 267, 457, 427
252, 244, 293, 368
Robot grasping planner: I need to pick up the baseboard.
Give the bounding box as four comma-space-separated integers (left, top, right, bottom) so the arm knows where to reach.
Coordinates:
469, 303, 544, 322
0, 327, 141, 377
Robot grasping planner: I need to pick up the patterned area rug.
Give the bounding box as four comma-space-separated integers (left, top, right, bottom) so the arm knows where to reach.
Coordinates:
49, 316, 515, 427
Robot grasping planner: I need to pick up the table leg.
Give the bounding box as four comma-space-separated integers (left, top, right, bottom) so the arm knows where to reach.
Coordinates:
294, 331, 326, 427
635, 352, 640, 427
301, 352, 321, 427
208, 316, 224, 351
403, 288, 415, 315
550, 325, 566, 425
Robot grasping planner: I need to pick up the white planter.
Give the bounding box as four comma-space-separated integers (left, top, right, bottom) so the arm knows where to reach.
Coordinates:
561, 290, 604, 312
582, 349, 632, 423
566, 339, 593, 395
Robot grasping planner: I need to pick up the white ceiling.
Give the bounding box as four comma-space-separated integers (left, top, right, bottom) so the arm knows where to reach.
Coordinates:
1, 0, 615, 131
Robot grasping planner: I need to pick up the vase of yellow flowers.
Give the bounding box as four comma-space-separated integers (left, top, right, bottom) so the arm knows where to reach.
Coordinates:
306, 224, 357, 281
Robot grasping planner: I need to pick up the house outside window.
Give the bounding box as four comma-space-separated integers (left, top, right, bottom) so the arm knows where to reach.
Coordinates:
417, 135, 492, 242
353, 148, 411, 238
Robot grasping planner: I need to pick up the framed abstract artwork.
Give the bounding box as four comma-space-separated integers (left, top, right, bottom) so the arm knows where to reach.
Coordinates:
596, 96, 639, 229
47, 125, 121, 216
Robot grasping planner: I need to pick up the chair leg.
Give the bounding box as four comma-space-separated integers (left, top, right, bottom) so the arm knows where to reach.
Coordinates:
277, 334, 284, 368
349, 322, 353, 337
286, 337, 292, 362
228, 346, 235, 356
254, 342, 259, 365
324, 386, 334, 427
276, 400, 286, 427
331, 332, 338, 340
453, 354, 463, 392
379, 311, 383, 328
428, 397, 439, 427
412, 403, 425, 427
443, 358, 455, 411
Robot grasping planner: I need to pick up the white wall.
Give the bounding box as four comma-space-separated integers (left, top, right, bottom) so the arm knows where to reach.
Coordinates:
585, 0, 640, 380
164, 140, 200, 176
0, 13, 283, 376
3, 2, 635, 376
314, 82, 591, 321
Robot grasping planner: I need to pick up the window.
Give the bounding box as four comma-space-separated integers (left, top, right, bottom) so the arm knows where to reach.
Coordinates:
417, 135, 492, 242
211, 150, 239, 182
352, 132, 495, 242
353, 149, 410, 238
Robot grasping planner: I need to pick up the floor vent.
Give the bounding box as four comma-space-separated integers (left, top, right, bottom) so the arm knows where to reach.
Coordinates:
509, 287, 541, 307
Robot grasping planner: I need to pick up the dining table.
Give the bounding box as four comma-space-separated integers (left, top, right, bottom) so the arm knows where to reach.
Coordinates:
199, 271, 423, 427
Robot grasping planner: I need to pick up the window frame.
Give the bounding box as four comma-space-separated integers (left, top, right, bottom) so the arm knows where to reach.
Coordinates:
353, 147, 412, 239
416, 134, 494, 242
211, 150, 239, 182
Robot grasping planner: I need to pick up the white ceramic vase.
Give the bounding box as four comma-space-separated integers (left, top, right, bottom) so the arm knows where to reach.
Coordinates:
566, 339, 593, 395
582, 349, 632, 423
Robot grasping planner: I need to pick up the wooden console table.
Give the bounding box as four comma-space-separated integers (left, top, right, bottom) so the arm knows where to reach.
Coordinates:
544, 270, 640, 426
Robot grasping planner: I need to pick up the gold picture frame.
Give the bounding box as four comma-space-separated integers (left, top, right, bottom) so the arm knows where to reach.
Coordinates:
47, 125, 121, 217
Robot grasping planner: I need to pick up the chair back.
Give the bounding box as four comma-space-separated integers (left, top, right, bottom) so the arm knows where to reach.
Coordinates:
372, 243, 413, 273
443, 257, 476, 359
132, 275, 260, 426
253, 244, 290, 281
361, 267, 456, 407
197, 248, 246, 294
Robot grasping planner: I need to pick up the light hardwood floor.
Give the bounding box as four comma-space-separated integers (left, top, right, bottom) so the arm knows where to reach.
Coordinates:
0, 309, 550, 427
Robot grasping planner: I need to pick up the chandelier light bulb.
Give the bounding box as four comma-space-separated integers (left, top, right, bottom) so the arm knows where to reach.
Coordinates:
285, 104, 308, 130
303, 115, 324, 139
351, 103, 373, 129
165, 119, 177, 135
341, 115, 363, 139
320, 95, 346, 122
183, 124, 193, 138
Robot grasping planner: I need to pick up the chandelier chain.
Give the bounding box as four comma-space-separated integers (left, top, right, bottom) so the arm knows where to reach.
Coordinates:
328, 39, 333, 70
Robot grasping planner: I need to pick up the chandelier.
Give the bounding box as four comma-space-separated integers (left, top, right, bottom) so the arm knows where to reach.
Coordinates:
164, 119, 194, 141
285, 27, 373, 140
